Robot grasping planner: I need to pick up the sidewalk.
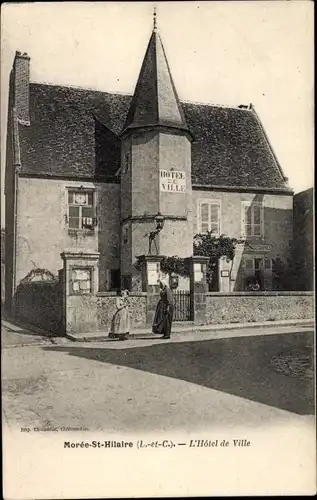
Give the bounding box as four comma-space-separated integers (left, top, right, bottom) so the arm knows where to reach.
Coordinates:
2, 314, 314, 347
66, 318, 314, 342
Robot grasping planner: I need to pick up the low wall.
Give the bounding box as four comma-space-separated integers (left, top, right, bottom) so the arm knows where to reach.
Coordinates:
96, 292, 147, 331
66, 294, 98, 334
65, 292, 148, 335
15, 281, 63, 333
205, 292, 314, 324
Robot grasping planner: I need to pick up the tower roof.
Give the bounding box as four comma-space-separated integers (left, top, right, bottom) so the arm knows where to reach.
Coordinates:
120, 28, 192, 138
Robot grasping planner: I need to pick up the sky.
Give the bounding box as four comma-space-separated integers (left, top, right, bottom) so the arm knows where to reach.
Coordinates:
1, 1, 314, 225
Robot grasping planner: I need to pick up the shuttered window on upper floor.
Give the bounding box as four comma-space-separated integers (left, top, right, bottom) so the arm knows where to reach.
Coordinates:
241, 201, 264, 238
197, 200, 221, 235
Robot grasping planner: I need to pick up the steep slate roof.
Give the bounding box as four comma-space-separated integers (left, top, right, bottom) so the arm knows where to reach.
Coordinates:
18, 82, 290, 190
121, 29, 191, 137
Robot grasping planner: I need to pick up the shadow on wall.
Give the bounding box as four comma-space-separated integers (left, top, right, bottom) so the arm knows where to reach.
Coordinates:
293, 188, 314, 291
233, 194, 293, 291
14, 268, 63, 334
94, 118, 121, 181
95, 118, 122, 292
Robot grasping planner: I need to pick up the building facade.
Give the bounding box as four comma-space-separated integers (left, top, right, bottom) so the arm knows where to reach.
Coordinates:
5, 25, 294, 311
293, 188, 314, 291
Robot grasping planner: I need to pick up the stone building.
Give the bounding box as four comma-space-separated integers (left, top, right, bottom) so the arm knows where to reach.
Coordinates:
293, 188, 314, 291
5, 23, 294, 313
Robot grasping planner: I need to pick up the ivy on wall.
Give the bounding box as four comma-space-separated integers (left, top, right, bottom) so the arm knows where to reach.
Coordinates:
160, 256, 190, 277
193, 232, 244, 261
193, 232, 245, 284
18, 268, 58, 286
135, 231, 245, 282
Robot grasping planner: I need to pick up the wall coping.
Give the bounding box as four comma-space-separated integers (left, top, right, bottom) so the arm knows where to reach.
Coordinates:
96, 292, 147, 297
206, 291, 314, 297
61, 251, 100, 260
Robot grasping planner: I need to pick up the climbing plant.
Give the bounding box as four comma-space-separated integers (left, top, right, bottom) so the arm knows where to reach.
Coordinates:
193, 231, 245, 284
160, 256, 190, 277
18, 268, 58, 286
193, 232, 244, 261
134, 255, 190, 277
135, 232, 245, 283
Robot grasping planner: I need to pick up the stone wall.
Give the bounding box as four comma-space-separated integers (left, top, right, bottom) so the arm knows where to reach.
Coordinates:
15, 280, 63, 333
96, 293, 147, 331
205, 292, 314, 324
65, 294, 98, 335
65, 292, 148, 335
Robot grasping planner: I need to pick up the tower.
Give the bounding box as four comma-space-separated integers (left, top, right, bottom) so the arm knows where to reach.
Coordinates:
119, 11, 194, 289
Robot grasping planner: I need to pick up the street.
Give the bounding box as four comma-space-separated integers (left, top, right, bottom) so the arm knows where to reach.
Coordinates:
2, 319, 314, 433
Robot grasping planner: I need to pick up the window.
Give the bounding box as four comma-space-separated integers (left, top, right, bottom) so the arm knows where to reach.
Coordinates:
197, 200, 221, 235
110, 269, 121, 290
243, 257, 271, 272
241, 202, 263, 238
67, 190, 96, 230
264, 259, 272, 270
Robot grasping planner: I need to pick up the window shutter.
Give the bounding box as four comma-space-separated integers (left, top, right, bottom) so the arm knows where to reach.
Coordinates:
260, 203, 264, 237
241, 202, 247, 238
210, 203, 220, 234
253, 204, 262, 236
69, 206, 80, 228
198, 200, 220, 234
200, 202, 209, 233
210, 204, 218, 222
253, 205, 261, 224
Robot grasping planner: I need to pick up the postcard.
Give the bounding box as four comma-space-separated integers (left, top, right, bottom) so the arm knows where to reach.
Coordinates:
1, 1, 315, 498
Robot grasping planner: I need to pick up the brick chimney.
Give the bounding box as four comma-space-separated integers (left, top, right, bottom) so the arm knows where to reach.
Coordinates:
11, 51, 30, 125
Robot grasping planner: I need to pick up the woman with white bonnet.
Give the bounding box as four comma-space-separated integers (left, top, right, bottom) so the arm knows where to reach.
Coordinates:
109, 289, 130, 341
152, 277, 174, 339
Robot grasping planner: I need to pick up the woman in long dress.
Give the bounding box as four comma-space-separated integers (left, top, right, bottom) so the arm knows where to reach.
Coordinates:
152, 279, 174, 339
109, 289, 130, 340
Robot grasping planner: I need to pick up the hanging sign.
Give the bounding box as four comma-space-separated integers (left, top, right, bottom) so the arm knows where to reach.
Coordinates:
248, 244, 273, 252
160, 170, 186, 194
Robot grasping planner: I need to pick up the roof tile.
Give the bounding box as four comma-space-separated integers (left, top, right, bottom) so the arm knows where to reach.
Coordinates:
18, 82, 288, 190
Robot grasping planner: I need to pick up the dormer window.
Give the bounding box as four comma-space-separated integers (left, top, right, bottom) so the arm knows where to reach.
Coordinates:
67, 189, 96, 231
